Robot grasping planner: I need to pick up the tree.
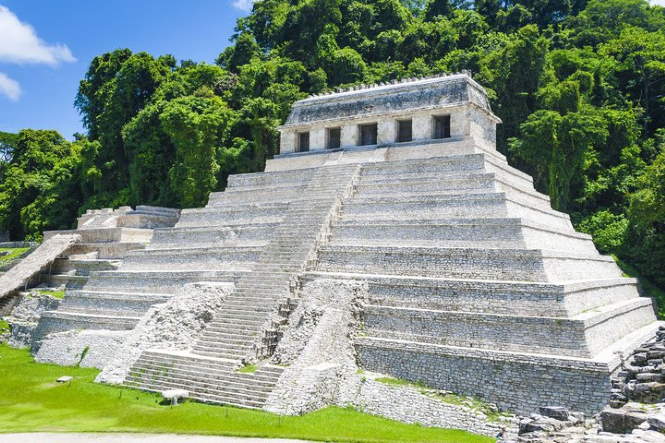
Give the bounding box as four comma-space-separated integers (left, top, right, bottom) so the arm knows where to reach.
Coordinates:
162, 94, 237, 208
424, 0, 454, 20
478, 25, 549, 152
0, 130, 83, 240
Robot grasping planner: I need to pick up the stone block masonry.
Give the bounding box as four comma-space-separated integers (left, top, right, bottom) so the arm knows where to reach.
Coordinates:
26, 73, 662, 428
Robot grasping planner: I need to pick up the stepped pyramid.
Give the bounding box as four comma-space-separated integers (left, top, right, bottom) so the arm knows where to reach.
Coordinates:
36, 73, 660, 415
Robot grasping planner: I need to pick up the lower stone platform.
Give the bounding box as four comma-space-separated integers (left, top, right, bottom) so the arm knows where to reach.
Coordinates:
356, 321, 662, 415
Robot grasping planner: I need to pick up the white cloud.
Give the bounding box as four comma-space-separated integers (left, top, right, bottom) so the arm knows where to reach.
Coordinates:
0, 5, 76, 66
0, 72, 20, 101
232, 0, 254, 12
651, 0, 665, 6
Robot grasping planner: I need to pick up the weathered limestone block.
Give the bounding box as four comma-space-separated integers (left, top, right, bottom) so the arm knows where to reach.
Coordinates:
35, 329, 128, 368
265, 279, 366, 414
6, 292, 60, 348
97, 281, 233, 384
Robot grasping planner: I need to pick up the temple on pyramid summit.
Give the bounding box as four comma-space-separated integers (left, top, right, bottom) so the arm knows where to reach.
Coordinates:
24, 72, 660, 420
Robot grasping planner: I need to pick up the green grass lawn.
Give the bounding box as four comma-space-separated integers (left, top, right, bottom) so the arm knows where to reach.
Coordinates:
0, 247, 30, 265
0, 345, 493, 442
34, 289, 66, 299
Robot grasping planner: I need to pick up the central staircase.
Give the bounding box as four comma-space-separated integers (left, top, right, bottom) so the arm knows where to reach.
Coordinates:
125, 163, 361, 408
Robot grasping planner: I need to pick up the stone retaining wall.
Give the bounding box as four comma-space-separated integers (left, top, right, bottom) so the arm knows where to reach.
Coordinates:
357, 339, 612, 415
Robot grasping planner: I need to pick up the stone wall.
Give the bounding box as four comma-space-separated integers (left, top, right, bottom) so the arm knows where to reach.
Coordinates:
264, 278, 517, 438
6, 292, 60, 348
340, 377, 518, 439
356, 338, 612, 415
35, 330, 128, 368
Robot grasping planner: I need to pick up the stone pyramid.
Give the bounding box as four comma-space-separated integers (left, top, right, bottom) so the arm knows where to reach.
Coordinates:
35, 73, 660, 415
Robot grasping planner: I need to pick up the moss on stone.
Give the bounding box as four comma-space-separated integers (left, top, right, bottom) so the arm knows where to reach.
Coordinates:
237, 364, 257, 373
0, 247, 30, 265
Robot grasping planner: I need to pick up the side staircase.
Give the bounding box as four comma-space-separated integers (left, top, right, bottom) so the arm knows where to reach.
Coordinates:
125, 164, 361, 408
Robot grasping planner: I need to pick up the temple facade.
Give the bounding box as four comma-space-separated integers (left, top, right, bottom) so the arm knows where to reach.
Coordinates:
29, 73, 661, 420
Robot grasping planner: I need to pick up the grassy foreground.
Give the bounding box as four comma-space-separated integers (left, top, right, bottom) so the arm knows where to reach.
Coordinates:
0, 346, 493, 442
0, 247, 30, 265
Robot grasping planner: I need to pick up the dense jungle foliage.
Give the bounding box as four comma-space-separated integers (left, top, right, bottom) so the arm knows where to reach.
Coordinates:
0, 0, 664, 291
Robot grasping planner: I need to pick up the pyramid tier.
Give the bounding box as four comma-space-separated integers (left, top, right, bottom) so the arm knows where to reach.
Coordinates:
362, 297, 653, 358
330, 217, 597, 252
316, 245, 620, 282
303, 272, 641, 318
120, 245, 262, 271
150, 223, 278, 249
356, 320, 660, 415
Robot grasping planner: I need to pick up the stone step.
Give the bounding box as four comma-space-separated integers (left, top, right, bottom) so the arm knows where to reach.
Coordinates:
362, 297, 654, 359
129, 362, 279, 389
482, 152, 536, 187
233, 291, 287, 300
121, 246, 261, 271
124, 382, 263, 409
331, 220, 524, 248
66, 242, 147, 259
316, 246, 622, 282
150, 224, 278, 248
360, 151, 533, 186
330, 218, 597, 253
45, 227, 154, 244
361, 153, 486, 176
59, 290, 169, 314
358, 169, 488, 185
207, 319, 266, 330
214, 309, 270, 321
197, 333, 257, 344
85, 270, 242, 293
225, 182, 350, 196
38, 274, 88, 289
194, 340, 253, 351
137, 360, 282, 385
222, 296, 284, 306
55, 305, 145, 318
356, 173, 498, 195
342, 191, 571, 230
204, 324, 265, 335
140, 350, 238, 370
177, 207, 288, 228
226, 165, 356, 190
35, 310, 138, 342
207, 190, 341, 206
352, 181, 554, 215
124, 375, 269, 407
226, 169, 316, 189
191, 348, 247, 359
233, 290, 288, 299
304, 272, 641, 318
47, 258, 121, 276
343, 191, 508, 218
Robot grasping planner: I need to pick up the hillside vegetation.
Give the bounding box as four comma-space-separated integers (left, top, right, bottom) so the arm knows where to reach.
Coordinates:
0, 0, 663, 293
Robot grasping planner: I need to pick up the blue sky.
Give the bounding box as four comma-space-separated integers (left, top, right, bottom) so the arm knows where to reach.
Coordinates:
0, 0, 251, 139
1, 0, 664, 139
